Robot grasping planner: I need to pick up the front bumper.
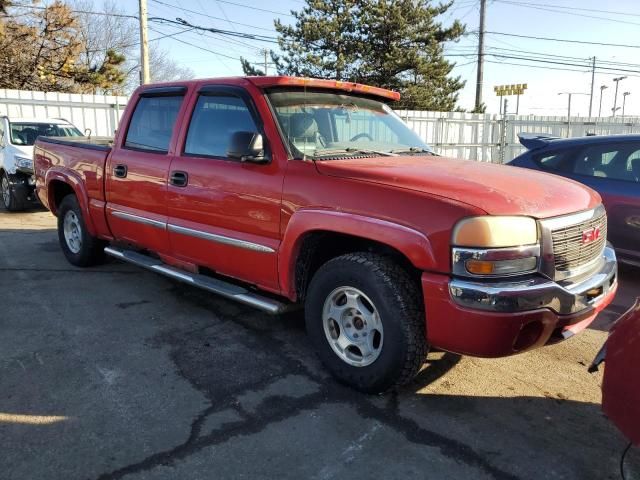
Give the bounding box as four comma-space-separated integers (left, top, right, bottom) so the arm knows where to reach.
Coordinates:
422, 246, 618, 357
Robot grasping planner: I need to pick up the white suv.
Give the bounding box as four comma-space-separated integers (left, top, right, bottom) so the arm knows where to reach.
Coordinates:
0, 117, 83, 211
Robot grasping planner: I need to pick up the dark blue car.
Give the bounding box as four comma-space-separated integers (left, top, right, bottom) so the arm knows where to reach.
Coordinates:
509, 134, 640, 266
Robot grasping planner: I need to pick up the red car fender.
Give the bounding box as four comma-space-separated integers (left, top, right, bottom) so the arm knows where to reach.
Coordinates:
45, 168, 97, 237
603, 298, 640, 446
278, 209, 437, 300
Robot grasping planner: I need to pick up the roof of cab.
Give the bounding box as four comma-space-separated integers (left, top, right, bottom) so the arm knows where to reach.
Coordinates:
135, 76, 401, 102
519, 132, 640, 151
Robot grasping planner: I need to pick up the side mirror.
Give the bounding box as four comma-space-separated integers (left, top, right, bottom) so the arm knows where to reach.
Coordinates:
84, 128, 92, 139
227, 131, 266, 163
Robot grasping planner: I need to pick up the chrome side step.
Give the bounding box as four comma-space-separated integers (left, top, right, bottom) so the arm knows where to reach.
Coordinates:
104, 246, 291, 315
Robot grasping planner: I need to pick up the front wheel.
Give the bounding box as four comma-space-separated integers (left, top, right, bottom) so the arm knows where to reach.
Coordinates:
305, 252, 428, 393
57, 194, 105, 267
1, 172, 27, 211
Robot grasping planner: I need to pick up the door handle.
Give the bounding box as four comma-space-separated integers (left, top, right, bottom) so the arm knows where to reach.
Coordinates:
170, 171, 188, 187
113, 164, 127, 178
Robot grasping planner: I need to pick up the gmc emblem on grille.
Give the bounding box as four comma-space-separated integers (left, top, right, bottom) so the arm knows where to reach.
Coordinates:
581, 227, 601, 244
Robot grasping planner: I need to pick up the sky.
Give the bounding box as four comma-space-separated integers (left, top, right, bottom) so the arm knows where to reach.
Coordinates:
115, 0, 640, 117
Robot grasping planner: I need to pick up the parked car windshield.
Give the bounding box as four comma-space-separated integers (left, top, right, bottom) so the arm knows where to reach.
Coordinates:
267, 89, 433, 159
9, 122, 83, 146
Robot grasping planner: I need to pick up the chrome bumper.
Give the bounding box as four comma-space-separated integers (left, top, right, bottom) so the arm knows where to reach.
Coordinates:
449, 246, 617, 314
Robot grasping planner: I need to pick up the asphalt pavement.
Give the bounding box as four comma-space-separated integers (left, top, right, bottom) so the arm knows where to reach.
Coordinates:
1, 207, 639, 480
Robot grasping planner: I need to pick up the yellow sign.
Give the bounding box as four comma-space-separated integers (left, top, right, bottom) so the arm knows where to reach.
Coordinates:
494, 84, 528, 96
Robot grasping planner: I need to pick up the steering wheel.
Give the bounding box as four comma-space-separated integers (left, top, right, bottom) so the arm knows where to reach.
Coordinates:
350, 132, 374, 142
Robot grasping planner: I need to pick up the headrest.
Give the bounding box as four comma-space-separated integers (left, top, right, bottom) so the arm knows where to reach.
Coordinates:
289, 113, 318, 138
631, 157, 640, 180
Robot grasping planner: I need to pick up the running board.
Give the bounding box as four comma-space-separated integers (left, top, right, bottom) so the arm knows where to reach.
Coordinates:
104, 246, 291, 315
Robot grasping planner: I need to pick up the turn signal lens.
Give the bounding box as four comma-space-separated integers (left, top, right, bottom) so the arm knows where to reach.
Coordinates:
466, 260, 495, 275
465, 256, 538, 276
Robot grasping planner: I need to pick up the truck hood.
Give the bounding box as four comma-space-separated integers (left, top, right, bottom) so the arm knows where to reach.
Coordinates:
315, 156, 601, 218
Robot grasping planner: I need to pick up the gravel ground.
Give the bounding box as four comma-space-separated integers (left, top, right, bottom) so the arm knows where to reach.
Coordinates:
1, 207, 638, 480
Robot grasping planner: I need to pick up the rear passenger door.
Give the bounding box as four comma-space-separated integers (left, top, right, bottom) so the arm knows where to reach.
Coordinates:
106, 87, 188, 254
166, 85, 283, 292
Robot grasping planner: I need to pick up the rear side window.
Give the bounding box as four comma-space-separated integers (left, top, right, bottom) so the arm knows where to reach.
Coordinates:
125, 96, 183, 153
533, 150, 573, 172
184, 95, 258, 158
572, 143, 640, 182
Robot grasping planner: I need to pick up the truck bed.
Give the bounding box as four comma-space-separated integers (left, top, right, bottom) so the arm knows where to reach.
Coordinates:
34, 136, 113, 211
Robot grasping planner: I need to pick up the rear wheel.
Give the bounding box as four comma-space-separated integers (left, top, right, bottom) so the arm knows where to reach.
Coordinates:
1, 172, 27, 211
57, 194, 105, 267
305, 252, 428, 393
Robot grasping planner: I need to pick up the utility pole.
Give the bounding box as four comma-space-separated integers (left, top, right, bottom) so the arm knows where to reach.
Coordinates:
598, 85, 608, 117
612, 76, 627, 117
139, 0, 150, 85
474, 0, 486, 112
260, 49, 269, 75
588, 57, 596, 117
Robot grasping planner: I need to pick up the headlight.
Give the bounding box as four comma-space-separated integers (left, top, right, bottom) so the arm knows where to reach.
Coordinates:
452, 216, 540, 277
452, 216, 538, 248
15, 156, 33, 169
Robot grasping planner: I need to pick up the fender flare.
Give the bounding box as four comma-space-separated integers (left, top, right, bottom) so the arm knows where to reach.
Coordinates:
45, 168, 97, 236
278, 209, 437, 299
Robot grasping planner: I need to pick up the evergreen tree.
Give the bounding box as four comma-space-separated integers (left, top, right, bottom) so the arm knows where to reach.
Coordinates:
240, 57, 265, 76
273, 0, 466, 111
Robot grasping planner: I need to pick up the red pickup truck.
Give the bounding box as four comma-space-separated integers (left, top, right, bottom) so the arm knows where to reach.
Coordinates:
34, 76, 618, 393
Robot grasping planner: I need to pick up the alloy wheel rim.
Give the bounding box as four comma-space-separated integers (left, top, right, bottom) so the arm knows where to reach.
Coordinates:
63, 210, 82, 254
322, 286, 384, 367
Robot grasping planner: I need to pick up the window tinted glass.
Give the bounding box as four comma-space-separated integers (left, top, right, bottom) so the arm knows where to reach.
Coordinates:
536, 152, 567, 170
125, 95, 183, 152
185, 95, 258, 158
572, 143, 640, 182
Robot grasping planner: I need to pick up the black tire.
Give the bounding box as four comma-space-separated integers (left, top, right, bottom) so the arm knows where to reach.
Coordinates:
305, 252, 428, 393
1, 171, 27, 212
57, 194, 106, 267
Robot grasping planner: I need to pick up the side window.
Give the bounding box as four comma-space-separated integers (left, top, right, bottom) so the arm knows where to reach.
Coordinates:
626, 149, 640, 182
534, 150, 573, 172
124, 95, 183, 153
184, 95, 258, 158
572, 145, 620, 178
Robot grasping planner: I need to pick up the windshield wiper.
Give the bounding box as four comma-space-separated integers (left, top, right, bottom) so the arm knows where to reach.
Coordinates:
389, 147, 435, 155
313, 147, 397, 158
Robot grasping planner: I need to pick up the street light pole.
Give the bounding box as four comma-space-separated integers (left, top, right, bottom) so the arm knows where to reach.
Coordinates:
598, 85, 608, 117
558, 92, 589, 137
612, 76, 627, 117
622, 92, 631, 119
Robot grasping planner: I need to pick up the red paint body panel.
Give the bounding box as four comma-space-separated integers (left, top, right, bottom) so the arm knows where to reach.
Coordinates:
422, 272, 617, 356
33, 76, 615, 361
315, 156, 601, 218
603, 299, 640, 445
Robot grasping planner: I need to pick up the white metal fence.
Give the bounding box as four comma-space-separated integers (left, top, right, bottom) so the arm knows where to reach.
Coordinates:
398, 110, 640, 163
1, 89, 638, 163
0, 89, 127, 137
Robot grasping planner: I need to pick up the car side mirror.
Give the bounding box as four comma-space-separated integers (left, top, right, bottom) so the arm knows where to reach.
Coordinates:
227, 131, 266, 163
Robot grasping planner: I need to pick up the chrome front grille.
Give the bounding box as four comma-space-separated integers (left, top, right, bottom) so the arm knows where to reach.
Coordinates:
551, 212, 607, 273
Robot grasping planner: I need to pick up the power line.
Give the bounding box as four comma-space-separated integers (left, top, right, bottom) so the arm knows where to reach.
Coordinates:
147, 25, 240, 61
495, 0, 640, 27
150, 17, 278, 42
485, 31, 640, 50
495, 0, 640, 18
149, 0, 277, 32
7, 3, 138, 19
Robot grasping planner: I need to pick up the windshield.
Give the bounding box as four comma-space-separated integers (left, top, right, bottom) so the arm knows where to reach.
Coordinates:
9, 122, 83, 146
266, 89, 433, 159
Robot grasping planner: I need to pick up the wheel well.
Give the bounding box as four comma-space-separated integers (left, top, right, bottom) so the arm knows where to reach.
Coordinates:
49, 180, 75, 214
294, 231, 420, 301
